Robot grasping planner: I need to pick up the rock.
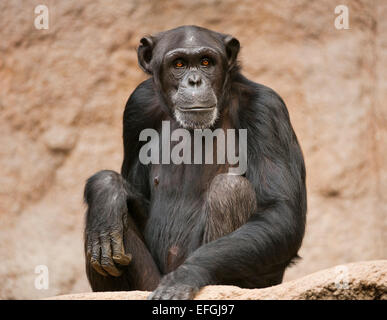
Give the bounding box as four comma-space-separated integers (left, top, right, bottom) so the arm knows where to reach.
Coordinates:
47, 261, 387, 300
42, 125, 77, 152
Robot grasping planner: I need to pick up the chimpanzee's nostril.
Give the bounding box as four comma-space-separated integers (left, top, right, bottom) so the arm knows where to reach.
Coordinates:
188, 75, 202, 87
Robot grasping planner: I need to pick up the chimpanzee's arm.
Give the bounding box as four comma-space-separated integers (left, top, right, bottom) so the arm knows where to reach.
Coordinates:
84, 79, 160, 278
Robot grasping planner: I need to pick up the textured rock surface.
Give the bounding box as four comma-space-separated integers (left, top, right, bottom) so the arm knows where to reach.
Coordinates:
48, 261, 387, 300
0, 1, 386, 299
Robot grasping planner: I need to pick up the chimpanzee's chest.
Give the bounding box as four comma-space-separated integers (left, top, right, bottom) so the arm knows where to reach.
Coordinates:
143, 163, 227, 274
140, 120, 239, 273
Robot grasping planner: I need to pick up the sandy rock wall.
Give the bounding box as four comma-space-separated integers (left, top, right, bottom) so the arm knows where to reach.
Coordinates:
0, 0, 386, 299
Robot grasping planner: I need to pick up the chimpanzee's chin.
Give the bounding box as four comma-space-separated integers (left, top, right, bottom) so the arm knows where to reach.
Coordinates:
174, 108, 218, 129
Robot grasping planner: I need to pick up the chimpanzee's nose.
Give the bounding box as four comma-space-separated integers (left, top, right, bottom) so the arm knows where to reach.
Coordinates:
188, 74, 202, 87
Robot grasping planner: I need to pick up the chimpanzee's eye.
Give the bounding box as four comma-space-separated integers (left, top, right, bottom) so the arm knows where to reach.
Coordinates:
201, 58, 211, 67
174, 59, 186, 68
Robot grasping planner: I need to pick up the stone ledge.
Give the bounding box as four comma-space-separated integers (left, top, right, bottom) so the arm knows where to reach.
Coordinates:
47, 260, 387, 300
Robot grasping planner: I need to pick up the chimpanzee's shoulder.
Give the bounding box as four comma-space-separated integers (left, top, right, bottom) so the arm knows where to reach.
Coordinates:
123, 78, 164, 127
125, 78, 156, 108
235, 74, 290, 120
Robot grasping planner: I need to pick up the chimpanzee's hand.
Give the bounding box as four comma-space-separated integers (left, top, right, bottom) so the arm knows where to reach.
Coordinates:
85, 218, 131, 277
148, 265, 209, 300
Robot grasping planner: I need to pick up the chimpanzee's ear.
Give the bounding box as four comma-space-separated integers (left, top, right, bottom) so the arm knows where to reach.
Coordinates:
223, 35, 240, 69
137, 36, 155, 75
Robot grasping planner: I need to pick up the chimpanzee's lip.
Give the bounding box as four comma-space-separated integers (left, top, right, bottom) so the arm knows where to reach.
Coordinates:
177, 105, 216, 112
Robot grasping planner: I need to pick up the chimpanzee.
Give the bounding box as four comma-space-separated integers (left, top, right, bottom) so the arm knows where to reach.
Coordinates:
83, 25, 307, 300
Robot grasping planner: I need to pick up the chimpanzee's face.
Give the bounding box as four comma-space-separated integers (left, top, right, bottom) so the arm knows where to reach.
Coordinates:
137, 26, 240, 129
160, 38, 225, 129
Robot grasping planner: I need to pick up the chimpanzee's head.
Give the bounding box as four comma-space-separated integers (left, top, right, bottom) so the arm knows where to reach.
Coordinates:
137, 25, 240, 129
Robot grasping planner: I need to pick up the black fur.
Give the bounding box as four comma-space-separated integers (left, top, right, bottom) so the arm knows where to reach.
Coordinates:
83, 26, 307, 299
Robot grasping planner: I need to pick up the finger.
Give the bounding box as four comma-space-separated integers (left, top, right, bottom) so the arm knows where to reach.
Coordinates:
179, 286, 197, 300
163, 289, 176, 300
157, 287, 175, 300
100, 235, 122, 277
111, 232, 131, 265
159, 286, 181, 300
148, 289, 161, 300
90, 239, 108, 276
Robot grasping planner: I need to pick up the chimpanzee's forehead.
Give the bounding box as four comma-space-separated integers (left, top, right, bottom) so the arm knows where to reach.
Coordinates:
155, 26, 225, 54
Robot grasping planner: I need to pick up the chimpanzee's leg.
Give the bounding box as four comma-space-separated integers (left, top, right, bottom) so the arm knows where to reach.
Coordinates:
84, 170, 160, 292
203, 173, 257, 243
203, 173, 285, 287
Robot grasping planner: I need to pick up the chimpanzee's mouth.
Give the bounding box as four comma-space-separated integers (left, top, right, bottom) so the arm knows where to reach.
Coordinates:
174, 104, 219, 129
177, 105, 216, 112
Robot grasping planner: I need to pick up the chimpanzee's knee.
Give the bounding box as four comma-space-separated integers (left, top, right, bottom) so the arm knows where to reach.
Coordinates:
84, 170, 128, 206
203, 173, 257, 242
